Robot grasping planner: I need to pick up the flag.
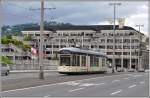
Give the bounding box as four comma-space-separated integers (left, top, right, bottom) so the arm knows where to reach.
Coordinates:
31, 47, 37, 55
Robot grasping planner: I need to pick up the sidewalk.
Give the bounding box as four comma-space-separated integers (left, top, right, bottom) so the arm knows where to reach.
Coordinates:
145, 69, 149, 72
10, 70, 57, 73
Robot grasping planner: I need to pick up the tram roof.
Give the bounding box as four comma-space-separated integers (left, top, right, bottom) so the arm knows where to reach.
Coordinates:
60, 47, 107, 58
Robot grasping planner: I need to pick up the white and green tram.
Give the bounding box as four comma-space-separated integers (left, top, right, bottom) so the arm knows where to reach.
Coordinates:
58, 47, 108, 74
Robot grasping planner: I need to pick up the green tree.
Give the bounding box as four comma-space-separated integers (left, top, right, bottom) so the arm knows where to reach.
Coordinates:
1, 36, 12, 45
0, 56, 13, 64
10, 39, 23, 48
22, 43, 31, 51
23, 35, 32, 41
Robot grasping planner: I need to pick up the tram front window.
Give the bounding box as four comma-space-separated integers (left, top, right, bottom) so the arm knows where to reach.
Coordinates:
60, 55, 70, 66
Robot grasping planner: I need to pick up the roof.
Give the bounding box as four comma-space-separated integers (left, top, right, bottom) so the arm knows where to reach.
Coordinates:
59, 47, 107, 58
22, 25, 136, 31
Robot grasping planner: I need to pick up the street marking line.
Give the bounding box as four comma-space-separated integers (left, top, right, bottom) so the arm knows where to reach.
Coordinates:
128, 85, 136, 88
94, 83, 105, 86
79, 83, 105, 87
140, 81, 145, 84
110, 89, 122, 95
124, 74, 132, 76
112, 80, 120, 83
43, 95, 51, 97
69, 87, 85, 92
79, 83, 94, 87
133, 75, 143, 77
123, 78, 129, 80
2, 73, 140, 93
59, 81, 80, 86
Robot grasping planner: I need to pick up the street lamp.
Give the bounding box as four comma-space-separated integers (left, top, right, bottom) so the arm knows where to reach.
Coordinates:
129, 32, 134, 70
121, 36, 124, 71
109, 2, 121, 73
135, 24, 144, 71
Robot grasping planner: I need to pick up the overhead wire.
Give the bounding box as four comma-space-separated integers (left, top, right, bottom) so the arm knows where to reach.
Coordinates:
3, 1, 57, 23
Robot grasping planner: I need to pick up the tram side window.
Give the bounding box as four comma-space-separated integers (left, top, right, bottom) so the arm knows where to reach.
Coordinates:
72, 55, 76, 66
77, 55, 80, 66
102, 58, 105, 67
90, 56, 98, 67
95, 57, 99, 66
60, 56, 70, 66
90, 56, 94, 66
72, 55, 80, 66
81, 55, 86, 66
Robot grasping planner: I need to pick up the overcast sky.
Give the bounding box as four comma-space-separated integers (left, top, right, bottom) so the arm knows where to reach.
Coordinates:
0, 0, 148, 36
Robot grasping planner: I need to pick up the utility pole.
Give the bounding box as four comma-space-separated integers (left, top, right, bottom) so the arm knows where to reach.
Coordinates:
39, 0, 44, 79
0, 0, 3, 97
30, 0, 56, 79
109, 2, 121, 73
135, 24, 144, 71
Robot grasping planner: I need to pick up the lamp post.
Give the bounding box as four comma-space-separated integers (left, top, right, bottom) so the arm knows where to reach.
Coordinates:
109, 2, 121, 73
129, 32, 134, 70
121, 36, 124, 71
135, 24, 144, 71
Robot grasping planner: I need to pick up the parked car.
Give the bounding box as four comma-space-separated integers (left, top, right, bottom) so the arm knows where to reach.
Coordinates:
1, 63, 10, 76
128, 68, 135, 72
117, 67, 124, 72
138, 68, 145, 72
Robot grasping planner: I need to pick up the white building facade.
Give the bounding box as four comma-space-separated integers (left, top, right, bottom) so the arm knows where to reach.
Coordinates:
21, 25, 146, 70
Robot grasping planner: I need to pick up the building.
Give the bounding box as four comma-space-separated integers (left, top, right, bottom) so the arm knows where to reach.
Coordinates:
142, 37, 149, 69
1, 44, 31, 70
20, 25, 147, 71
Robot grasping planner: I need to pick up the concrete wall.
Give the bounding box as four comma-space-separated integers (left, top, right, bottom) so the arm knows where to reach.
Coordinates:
9, 60, 58, 70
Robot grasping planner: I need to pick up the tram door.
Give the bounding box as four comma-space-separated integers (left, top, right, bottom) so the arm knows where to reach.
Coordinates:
99, 57, 102, 69
86, 55, 90, 71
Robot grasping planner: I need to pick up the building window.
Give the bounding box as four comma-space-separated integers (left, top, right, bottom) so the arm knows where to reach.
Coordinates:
99, 45, 105, 49
46, 51, 50, 54
46, 57, 51, 60
35, 34, 40, 36
61, 45, 66, 48
115, 52, 122, 55
46, 45, 52, 48
107, 39, 113, 43
123, 52, 130, 55
109, 33, 113, 36
107, 45, 113, 49
53, 45, 59, 48
101, 39, 105, 43
107, 52, 113, 55
115, 46, 122, 49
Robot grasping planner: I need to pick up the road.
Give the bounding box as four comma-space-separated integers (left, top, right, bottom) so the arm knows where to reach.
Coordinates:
2, 72, 149, 97
1, 71, 58, 80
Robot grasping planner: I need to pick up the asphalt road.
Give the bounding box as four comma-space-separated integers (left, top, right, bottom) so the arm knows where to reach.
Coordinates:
2, 72, 149, 97
1, 71, 58, 80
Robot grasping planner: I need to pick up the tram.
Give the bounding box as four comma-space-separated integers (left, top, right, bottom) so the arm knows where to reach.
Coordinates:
58, 47, 108, 74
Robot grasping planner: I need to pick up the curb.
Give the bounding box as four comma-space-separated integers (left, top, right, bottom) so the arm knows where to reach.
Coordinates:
10, 70, 57, 74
